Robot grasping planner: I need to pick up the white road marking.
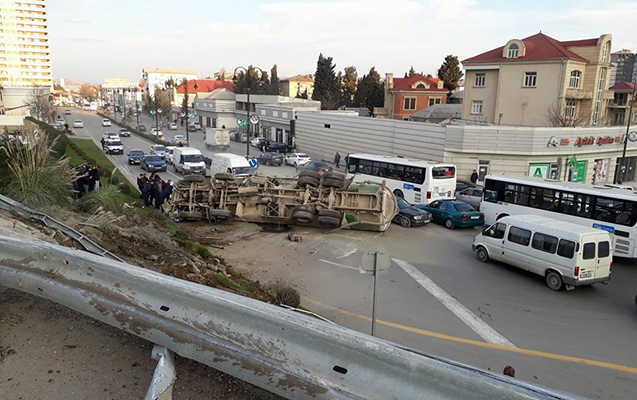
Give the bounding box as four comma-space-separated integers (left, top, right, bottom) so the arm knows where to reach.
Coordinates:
319, 259, 365, 273
336, 249, 357, 259
392, 258, 516, 348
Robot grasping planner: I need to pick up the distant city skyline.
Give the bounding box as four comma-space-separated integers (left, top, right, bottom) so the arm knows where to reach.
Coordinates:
49, 0, 637, 84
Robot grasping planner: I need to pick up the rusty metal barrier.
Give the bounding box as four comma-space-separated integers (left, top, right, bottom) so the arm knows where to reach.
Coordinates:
0, 235, 589, 400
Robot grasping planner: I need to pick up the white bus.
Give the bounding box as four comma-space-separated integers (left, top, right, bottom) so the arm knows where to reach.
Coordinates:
346, 154, 456, 205
481, 174, 637, 258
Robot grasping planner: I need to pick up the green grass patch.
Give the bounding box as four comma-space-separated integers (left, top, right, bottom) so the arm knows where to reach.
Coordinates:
215, 273, 250, 295
174, 238, 212, 260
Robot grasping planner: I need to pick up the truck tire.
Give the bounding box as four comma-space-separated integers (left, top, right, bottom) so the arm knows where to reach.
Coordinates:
214, 172, 235, 181
323, 171, 346, 181
317, 216, 341, 228
318, 209, 342, 219
209, 209, 233, 218
322, 178, 344, 188
291, 210, 315, 224
298, 176, 319, 188
184, 175, 204, 182
299, 170, 321, 180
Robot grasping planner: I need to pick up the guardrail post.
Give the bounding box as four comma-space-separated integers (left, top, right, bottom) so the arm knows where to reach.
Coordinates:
144, 345, 176, 400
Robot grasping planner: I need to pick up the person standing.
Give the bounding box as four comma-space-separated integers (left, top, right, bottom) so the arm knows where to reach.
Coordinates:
142, 180, 152, 207
470, 169, 479, 184
160, 180, 173, 205
149, 180, 160, 208
334, 152, 341, 169
89, 166, 101, 192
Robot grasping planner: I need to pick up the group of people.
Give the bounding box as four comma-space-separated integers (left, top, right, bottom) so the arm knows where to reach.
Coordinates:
74, 164, 101, 197
137, 173, 173, 209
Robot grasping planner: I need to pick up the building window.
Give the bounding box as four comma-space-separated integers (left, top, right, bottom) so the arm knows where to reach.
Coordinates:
507, 43, 519, 58
569, 71, 581, 88
565, 101, 576, 118
403, 97, 416, 110
633, 110, 637, 123
474, 73, 485, 87
471, 101, 483, 114
602, 42, 610, 63
428, 97, 442, 106
524, 72, 537, 87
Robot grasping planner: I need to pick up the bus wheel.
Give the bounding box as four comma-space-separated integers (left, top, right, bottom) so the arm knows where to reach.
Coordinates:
393, 189, 404, 199
476, 247, 489, 263
546, 271, 563, 291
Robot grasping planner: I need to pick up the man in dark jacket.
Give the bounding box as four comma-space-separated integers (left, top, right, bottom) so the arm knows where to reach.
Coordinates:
137, 174, 148, 197
142, 181, 152, 207
470, 170, 479, 184
160, 180, 173, 205
149, 180, 160, 208
88, 166, 101, 192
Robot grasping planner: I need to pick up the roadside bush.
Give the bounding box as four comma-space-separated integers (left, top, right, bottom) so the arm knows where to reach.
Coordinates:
118, 183, 131, 194
87, 158, 97, 166
110, 175, 120, 185
270, 284, 301, 308
100, 167, 111, 178
77, 184, 122, 213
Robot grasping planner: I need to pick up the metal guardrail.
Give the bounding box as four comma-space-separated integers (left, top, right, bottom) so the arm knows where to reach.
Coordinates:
0, 194, 123, 262
0, 235, 589, 400
145, 345, 176, 400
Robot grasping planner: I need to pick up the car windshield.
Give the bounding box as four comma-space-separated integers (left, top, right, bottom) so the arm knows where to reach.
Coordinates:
146, 156, 163, 162
130, 151, 143, 156
154, 146, 165, 151
397, 198, 411, 209
183, 154, 203, 162
454, 202, 475, 212
233, 166, 252, 175
297, 154, 309, 158
109, 141, 122, 146
120, 129, 128, 133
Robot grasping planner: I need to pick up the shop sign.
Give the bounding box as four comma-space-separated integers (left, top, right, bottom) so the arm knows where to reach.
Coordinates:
594, 158, 609, 183
528, 163, 550, 178
546, 136, 572, 147
574, 135, 622, 147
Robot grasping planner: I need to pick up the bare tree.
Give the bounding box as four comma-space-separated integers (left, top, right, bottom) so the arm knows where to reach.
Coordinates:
24, 87, 55, 122
544, 102, 589, 127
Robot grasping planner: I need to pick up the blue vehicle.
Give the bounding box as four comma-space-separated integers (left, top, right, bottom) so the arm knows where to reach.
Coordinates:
392, 197, 432, 228
415, 200, 484, 229
127, 149, 144, 165
141, 155, 167, 172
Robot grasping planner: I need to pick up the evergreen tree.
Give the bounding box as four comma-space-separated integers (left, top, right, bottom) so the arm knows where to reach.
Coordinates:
312, 53, 341, 110
180, 78, 189, 115
341, 66, 358, 107
437, 55, 463, 91
269, 64, 280, 95
408, 66, 417, 77
233, 65, 268, 94
353, 67, 384, 112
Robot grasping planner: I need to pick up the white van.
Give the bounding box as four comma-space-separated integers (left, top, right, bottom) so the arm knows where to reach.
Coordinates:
172, 147, 207, 175
210, 153, 252, 179
472, 215, 612, 290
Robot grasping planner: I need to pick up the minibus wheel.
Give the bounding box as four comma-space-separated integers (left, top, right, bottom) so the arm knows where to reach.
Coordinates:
476, 247, 489, 263
546, 271, 563, 291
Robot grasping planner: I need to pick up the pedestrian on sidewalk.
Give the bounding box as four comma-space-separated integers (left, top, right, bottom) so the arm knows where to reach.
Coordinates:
470, 169, 479, 184
334, 152, 341, 169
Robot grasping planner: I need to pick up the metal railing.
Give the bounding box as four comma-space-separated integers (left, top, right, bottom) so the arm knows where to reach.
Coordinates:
0, 235, 588, 400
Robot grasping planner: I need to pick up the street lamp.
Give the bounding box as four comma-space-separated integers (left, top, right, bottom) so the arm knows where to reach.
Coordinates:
233, 66, 265, 157
618, 82, 637, 184
183, 79, 198, 147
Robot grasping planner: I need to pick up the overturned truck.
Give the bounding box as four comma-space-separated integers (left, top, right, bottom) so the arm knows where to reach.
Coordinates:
163, 170, 399, 232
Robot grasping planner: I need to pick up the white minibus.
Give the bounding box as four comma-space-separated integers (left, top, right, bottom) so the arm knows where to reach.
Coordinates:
472, 215, 612, 291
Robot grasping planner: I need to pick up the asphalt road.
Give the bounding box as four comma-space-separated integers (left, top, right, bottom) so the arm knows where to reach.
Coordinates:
61, 108, 637, 400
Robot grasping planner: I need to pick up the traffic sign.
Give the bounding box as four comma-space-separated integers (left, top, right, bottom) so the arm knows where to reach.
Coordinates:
237, 118, 247, 127
150, 110, 156, 115
249, 114, 260, 125
188, 113, 194, 119
248, 158, 258, 168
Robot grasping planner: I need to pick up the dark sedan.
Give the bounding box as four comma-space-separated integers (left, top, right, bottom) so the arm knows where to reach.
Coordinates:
296, 161, 332, 175
256, 152, 284, 166
141, 155, 167, 172
260, 140, 289, 153
392, 198, 432, 228
127, 149, 145, 165
415, 200, 484, 229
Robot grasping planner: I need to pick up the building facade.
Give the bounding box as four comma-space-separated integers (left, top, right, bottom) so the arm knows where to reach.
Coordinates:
279, 75, 314, 98
141, 68, 197, 98
610, 50, 636, 86
462, 33, 613, 127
607, 82, 636, 126
377, 73, 448, 120
0, 0, 53, 89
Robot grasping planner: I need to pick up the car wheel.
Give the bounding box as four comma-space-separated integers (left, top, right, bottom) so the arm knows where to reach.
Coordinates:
400, 216, 411, 228
445, 218, 455, 229
546, 271, 563, 291
476, 247, 489, 263
393, 189, 404, 199
294, 162, 298, 167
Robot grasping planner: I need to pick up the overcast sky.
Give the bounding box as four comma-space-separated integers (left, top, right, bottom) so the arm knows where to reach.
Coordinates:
49, 0, 637, 84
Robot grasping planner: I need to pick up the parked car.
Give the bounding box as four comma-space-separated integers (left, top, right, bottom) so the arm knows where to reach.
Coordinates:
456, 179, 477, 192
455, 187, 483, 210
169, 123, 178, 130
150, 128, 164, 138
118, 128, 131, 137
150, 144, 167, 159
127, 149, 145, 165
256, 152, 284, 166
164, 146, 176, 164
285, 153, 311, 167
171, 135, 187, 146
251, 137, 265, 148
138, 124, 147, 132
238, 132, 248, 142
64, 109, 71, 115
392, 198, 432, 228
415, 200, 484, 229
102, 118, 111, 127
260, 140, 289, 153
73, 119, 84, 128
296, 161, 332, 175
187, 125, 197, 133
141, 155, 167, 172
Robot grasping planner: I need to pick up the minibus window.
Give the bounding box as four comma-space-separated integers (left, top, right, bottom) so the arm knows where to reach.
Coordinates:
532, 233, 558, 254
557, 239, 576, 259
582, 243, 596, 259
484, 223, 506, 239
598, 241, 610, 258
507, 227, 531, 246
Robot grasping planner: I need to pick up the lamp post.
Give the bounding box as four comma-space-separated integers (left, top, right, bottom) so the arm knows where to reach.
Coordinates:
110, 89, 117, 121
233, 66, 264, 157
121, 88, 127, 121
183, 79, 198, 147
618, 83, 637, 184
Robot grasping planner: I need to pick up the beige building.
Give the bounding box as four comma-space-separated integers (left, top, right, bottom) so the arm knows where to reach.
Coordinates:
0, 0, 53, 89
279, 74, 314, 98
141, 68, 197, 98
462, 33, 613, 127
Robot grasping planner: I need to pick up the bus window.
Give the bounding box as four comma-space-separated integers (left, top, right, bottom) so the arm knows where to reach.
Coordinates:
432, 166, 455, 179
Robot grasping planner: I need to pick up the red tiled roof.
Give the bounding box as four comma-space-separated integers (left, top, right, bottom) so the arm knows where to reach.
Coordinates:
463, 33, 589, 63
561, 38, 599, 47
609, 82, 636, 91
176, 80, 235, 94
390, 74, 446, 92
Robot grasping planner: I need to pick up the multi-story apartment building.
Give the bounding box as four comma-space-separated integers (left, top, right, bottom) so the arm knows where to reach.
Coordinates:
376, 73, 448, 120
141, 68, 197, 98
610, 50, 636, 86
0, 0, 53, 89
462, 33, 613, 127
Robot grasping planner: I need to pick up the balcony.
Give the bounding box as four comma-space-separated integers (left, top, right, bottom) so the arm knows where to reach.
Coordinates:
565, 88, 593, 99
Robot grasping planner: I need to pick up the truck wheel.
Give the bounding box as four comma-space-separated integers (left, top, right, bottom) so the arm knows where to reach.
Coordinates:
291, 210, 315, 224
214, 172, 235, 181
318, 209, 342, 219
324, 171, 346, 181
298, 176, 319, 188
546, 271, 563, 291
323, 178, 344, 188
317, 216, 341, 228
299, 170, 321, 180
476, 247, 489, 263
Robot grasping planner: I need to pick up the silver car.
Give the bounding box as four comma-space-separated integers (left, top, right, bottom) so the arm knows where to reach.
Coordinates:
456, 187, 482, 210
